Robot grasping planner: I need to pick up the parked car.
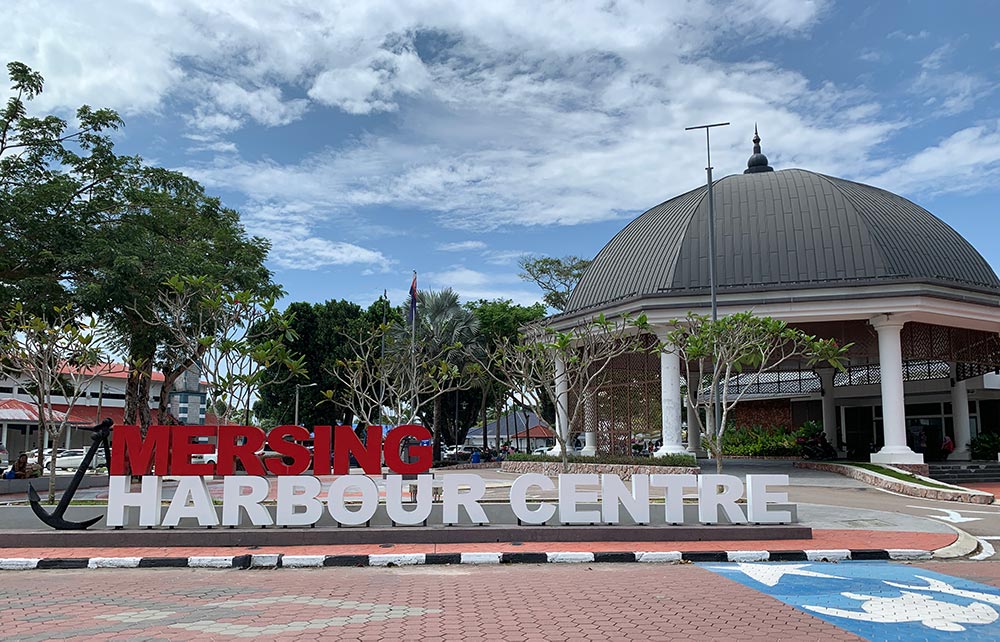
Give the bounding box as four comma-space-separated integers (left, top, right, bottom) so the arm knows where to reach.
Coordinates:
443, 446, 481, 461
48, 448, 106, 471
532, 446, 551, 455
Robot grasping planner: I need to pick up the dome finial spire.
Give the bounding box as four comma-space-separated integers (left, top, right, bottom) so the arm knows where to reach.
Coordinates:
745, 124, 774, 174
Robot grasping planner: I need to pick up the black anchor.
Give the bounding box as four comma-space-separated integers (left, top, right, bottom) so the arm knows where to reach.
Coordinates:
29, 418, 113, 530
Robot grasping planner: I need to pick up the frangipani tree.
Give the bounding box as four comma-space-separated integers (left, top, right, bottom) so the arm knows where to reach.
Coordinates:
663, 312, 850, 472
329, 319, 480, 442
0, 303, 111, 502
152, 276, 306, 426
484, 313, 657, 468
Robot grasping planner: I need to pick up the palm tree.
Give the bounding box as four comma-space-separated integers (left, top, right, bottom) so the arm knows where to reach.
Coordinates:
394, 288, 480, 457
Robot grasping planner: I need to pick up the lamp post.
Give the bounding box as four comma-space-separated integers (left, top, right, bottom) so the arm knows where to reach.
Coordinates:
294, 383, 318, 427
685, 121, 729, 451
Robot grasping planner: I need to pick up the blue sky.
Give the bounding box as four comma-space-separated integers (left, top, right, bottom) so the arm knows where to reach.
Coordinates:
5, 1, 999, 311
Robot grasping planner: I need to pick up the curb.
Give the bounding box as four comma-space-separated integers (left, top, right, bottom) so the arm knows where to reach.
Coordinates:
0, 548, 933, 570
932, 523, 981, 560
795, 461, 995, 504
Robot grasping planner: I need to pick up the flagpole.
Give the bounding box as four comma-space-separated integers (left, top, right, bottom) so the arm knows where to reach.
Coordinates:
409, 271, 417, 424
379, 289, 387, 426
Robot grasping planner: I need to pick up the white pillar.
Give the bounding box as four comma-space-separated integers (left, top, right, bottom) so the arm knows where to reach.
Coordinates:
655, 350, 687, 456
818, 368, 838, 450
547, 356, 570, 456
869, 316, 923, 465
950, 364, 971, 461
580, 392, 597, 457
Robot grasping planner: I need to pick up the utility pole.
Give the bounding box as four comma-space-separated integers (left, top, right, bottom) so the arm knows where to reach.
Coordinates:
685, 121, 729, 453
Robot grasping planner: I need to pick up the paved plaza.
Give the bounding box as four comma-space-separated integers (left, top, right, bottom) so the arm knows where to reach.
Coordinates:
5, 462, 1000, 640
4, 561, 1000, 641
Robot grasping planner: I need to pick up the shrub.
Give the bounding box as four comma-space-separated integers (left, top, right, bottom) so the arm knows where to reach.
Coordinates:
970, 432, 1000, 460
722, 424, 799, 457
506, 452, 698, 467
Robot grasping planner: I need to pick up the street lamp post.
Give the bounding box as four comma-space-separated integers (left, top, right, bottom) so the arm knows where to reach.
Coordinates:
294, 383, 318, 427
685, 121, 729, 452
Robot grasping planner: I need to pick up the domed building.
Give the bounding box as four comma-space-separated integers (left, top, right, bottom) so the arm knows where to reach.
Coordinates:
550, 130, 1000, 465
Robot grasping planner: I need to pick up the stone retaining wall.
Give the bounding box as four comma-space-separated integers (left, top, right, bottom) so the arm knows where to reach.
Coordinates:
795, 461, 994, 504
438, 462, 498, 471
501, 461, 700, 480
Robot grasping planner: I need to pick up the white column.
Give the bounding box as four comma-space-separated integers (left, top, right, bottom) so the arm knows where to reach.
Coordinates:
1, 424, 7, 453
869, 316, 923, 464
547, 356, 570, 456
580, 392, 597, 457
950, 364, 971, 461
655, 350, 687, 456
818, 368, 838, 450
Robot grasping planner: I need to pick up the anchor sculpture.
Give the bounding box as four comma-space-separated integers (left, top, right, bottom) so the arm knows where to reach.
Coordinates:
29, 418, 113, 530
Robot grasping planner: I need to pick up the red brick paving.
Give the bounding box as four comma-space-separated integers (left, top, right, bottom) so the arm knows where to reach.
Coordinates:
962, 482, 1000, 498
0, 565, 863, 641
914, 560, 1000, 589
0, 528, 955, 559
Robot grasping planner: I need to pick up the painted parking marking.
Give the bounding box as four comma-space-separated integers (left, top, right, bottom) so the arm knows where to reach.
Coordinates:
702, 561, 1000, 640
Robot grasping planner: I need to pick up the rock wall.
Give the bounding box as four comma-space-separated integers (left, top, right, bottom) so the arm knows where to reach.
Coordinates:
501, 461, 700, 480
795, 461, 993, 504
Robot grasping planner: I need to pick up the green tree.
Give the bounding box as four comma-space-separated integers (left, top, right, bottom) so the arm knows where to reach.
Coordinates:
78, 168, 275, 432
465, 299, 547, 448
0, 303, 110, 502
0, 61, 277, 432
154, 277, 306, 426
0, 61, 131, 311
484, 313, 656, 468
254, 298, 373, 428
518, 255, 591, 311
663, 312, 850, 472
405, 289, 480, 456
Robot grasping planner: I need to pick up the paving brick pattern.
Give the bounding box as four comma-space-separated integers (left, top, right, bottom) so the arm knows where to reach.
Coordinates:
0, 565, 862, 641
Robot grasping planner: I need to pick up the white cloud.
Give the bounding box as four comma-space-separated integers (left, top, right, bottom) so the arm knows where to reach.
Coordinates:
920, 44, 952, 71
437, 241, 487, 252
237, 202, 389, 270
425, 266, 542, 306
308, 48, 430, 115
866, 122, 1000, 197
9, 0, 985, 259
888, 30, 930, 41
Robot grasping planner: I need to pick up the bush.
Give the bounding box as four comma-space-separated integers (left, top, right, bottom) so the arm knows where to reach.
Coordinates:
722, 425, 799, 457
970, 432, 1000, 460
506, 452, 698, 467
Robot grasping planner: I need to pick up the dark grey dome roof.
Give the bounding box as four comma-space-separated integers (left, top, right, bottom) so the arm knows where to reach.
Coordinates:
565, 167, 1000, 313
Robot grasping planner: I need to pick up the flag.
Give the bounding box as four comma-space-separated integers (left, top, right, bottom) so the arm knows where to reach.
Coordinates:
408, 272, 417, 325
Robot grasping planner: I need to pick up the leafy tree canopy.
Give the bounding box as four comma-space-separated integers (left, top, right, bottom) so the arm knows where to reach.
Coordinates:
517, 255, 591, 311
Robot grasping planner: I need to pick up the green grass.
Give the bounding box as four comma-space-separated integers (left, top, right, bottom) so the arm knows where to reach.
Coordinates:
843, 462, 959, 490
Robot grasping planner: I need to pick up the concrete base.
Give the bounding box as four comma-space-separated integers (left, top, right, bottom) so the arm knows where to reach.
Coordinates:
870, 448, 925, 465
0, 475, 107, 497
0, 524, 812, 548
654, 445, 689, 457
578, 446, 597, 457
947, 449, 971, 461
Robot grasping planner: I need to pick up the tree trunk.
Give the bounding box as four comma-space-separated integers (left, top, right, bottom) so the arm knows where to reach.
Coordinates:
480, 388, 488, 450
125, 352, 154, 435
432, 395, 443, 461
